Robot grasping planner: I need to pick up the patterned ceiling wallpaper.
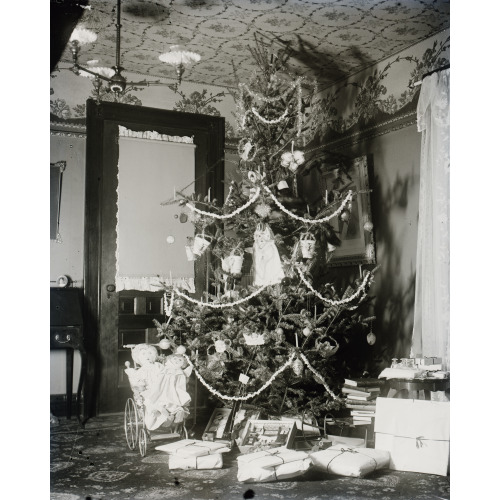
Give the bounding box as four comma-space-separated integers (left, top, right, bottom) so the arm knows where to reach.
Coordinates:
50, 28, 449, 143
55, 0, 450, 89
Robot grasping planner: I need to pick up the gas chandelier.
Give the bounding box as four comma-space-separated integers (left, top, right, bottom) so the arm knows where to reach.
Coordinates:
69, 0, 201, 93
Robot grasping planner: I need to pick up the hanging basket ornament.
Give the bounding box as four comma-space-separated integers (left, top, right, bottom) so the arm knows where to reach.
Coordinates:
192, 233, 213, 256
315, 337, 340, 357
299, 232, 316, 259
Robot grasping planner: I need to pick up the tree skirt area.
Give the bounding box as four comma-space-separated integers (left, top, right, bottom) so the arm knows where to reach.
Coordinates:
50, 414, 450, 500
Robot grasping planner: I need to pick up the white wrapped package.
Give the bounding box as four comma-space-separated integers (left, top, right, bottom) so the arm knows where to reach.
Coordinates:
237, 447, 312, 483
378, 367, 425, 380
310, 447, 390, 478
238, 459, 312, 483
375, 398, 450, 475
155, 439, 231, 457
168, 453, 223, 470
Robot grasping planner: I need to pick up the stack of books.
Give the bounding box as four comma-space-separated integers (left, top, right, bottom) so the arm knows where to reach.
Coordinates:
342, 378, 386, 425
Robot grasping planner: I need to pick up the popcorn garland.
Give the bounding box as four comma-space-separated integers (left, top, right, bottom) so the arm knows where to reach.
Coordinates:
182, 351, 297, 401
251, 106, 289, 124
185, 187, 261, 220
182, 350, 339, 402
264, 186, 353, 224
299, 353, 339, 401
296, 265, 374, 307
183, 183, 352, 225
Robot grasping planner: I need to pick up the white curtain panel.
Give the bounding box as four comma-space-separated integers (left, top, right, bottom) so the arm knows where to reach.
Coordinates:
115, 127, 196, 292
411, 69, 450, 369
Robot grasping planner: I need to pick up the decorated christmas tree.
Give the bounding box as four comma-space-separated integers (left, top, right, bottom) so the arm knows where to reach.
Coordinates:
157, 41, 379, 422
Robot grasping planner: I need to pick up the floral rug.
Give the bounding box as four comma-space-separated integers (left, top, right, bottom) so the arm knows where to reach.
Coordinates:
50, 414, 450, 500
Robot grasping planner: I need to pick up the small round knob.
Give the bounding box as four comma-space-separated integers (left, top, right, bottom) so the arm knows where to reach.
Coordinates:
106, 284, 116, 293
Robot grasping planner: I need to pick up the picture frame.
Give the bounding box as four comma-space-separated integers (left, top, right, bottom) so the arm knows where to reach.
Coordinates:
50, 161, 66, 241
320, 155, 376, 267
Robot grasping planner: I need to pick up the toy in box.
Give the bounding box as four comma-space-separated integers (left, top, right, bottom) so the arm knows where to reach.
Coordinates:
239, 420, 297, 453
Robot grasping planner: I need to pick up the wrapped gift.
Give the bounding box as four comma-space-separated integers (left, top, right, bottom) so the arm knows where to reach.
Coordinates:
237, 447, 311, 482
168, 453, 223, 470
415, 357, 442, 366
374, 398, 449, 476
327, 435, 366, 448
378, 367, 426, 380
310, 446, 390, 478
155, 439, 231, 457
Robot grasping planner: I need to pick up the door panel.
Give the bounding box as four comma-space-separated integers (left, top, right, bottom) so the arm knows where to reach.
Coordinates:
84, 100, 224, 414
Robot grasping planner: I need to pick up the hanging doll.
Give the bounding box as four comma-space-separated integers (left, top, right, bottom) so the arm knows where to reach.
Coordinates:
252, 223, 285, 286
126, 344, 192, 431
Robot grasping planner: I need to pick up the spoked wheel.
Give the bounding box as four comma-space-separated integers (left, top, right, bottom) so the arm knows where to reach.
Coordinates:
138, 427, 148, 457
124, 398, 139, 450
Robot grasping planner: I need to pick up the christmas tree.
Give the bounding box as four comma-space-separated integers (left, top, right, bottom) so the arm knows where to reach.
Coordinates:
157, 40, 379, 422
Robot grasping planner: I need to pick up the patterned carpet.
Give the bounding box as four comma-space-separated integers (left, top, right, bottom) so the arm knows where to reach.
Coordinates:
50, 414, 450, 500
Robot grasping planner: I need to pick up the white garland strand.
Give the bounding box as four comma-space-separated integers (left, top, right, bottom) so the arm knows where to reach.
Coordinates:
183, 351, 297, 401
251, 107, 289, 124
239, 81, 297, 103
296, 265, 373, 306
173, 284, 268, 309
185, 187, 261, 219
299, 353, 339, 401
264, 186, 353, 224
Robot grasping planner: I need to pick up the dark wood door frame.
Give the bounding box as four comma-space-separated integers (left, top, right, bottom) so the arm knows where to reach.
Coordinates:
84, 99, 225, 415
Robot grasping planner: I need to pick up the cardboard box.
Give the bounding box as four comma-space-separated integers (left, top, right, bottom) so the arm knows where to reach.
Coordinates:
240, 420, 297, 451
374, 397, 450, 476
203, 407, 232, 440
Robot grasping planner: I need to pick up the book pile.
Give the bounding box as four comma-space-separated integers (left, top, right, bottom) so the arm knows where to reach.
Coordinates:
342, 378, 386, 425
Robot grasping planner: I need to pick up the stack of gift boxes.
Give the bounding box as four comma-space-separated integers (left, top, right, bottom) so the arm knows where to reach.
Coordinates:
155, 393, 449, 480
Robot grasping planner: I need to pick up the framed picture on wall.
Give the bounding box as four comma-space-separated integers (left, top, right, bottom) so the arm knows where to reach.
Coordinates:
320, 155, 376, 267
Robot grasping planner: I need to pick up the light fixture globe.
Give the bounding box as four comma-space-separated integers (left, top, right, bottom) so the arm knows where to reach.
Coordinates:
69, 27, 97, 45
109, 68, 127, 93
159, 45, 201, 87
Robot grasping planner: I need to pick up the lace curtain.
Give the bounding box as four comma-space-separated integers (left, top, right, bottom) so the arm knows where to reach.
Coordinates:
411, 69, 450, 370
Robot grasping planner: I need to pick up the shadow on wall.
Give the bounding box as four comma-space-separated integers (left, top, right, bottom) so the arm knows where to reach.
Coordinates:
370, 157, 418, 363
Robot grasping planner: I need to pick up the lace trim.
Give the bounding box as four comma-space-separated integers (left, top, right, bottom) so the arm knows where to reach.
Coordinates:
116, 275, 195, 293
118, 125, 194, 144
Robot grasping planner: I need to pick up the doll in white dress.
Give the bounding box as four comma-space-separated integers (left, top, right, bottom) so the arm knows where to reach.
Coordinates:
252, 223, 284, 286
126, 344, 192, 430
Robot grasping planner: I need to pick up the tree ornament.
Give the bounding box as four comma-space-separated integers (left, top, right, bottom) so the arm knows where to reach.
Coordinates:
302, 326, 312, 337
174, 298, 185, 308
367, 320, 376, 345
159, 338, 171, 350
280, 141, 305, 173
292, 358, 304, 376
176, 345, 187, 354
253, 223, 285, 286
363, 221, 373, 232
254, 203, 272, 218
214, 339, 231, 353
276, 327, 284, 336
341, 212, 350, 222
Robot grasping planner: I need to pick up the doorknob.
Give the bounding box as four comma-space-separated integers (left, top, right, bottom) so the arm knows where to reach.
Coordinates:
106, 284, 116, 293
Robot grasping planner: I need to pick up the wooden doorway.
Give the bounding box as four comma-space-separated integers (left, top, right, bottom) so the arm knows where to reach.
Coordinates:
84, 100, 224, 415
